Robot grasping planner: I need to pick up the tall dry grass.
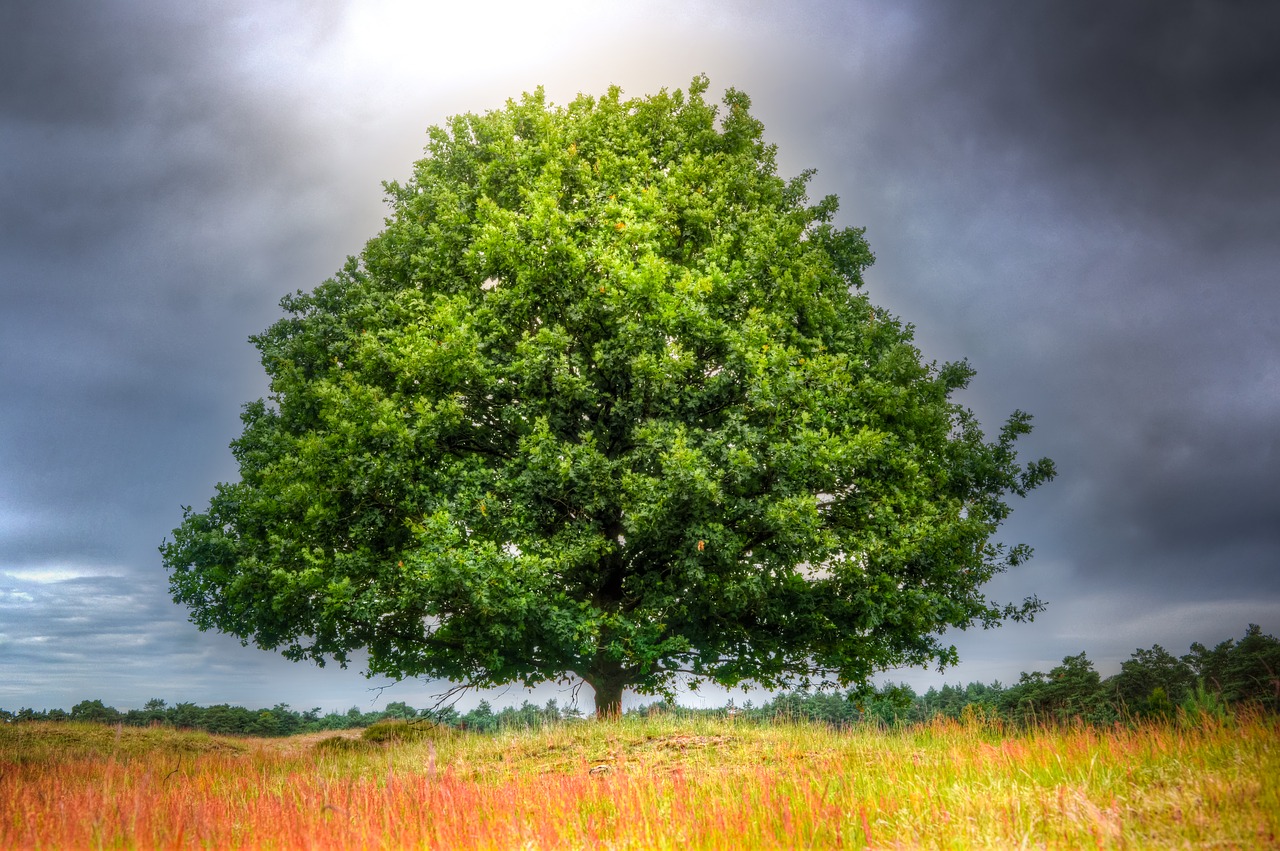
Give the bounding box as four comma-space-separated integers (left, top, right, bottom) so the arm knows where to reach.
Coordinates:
1, 710, 1276, 848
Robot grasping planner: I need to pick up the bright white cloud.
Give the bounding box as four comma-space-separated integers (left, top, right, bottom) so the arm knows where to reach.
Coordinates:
1, 565, 121, 583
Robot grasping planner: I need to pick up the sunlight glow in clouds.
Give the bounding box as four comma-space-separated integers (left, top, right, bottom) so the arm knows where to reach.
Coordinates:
1, 565, 121, 584
324, 2, 637, 97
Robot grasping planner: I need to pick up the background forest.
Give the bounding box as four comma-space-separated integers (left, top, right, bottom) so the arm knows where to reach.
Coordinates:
6, 624, 1275, 735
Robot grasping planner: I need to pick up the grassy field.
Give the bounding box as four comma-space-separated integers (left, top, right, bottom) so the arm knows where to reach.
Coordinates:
1, 711, 1276, 849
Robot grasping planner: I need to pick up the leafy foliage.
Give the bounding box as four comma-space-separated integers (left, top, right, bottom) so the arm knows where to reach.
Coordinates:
1183, 623, 1280, 711
161, 77, 1054, 713
1002, 653, 1115, 725
1109, 643, 1194, 716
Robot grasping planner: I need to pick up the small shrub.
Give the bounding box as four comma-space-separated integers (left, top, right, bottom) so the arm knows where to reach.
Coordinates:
1143, 686, 1176, 721
313, 735, 373, 753
360, 718, 452, 744
1180, 680, 1229, 727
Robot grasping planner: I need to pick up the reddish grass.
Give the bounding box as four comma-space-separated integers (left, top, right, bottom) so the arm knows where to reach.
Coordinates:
2, 712, 1276, 849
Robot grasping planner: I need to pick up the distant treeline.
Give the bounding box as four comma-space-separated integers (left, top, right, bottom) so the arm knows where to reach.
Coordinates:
5, 624, 1276, 735
0, 697, 576, 737
731, 623, 1279, 728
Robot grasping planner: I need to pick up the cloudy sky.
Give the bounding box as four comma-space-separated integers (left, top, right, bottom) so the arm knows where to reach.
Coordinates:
3, 1, 1277, 714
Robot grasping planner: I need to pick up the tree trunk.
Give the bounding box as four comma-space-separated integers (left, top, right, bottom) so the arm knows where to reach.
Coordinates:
592, 680, 624, 718
588, 677, 625, 719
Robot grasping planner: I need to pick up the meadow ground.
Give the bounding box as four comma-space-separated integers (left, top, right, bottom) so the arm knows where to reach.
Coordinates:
1, 710, 1276, 849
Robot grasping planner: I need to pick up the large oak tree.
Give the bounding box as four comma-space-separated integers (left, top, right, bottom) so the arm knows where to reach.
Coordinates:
163, 77, 1054, 715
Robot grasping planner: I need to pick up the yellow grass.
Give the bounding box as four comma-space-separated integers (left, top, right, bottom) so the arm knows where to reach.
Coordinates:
2, 711, 1276, 848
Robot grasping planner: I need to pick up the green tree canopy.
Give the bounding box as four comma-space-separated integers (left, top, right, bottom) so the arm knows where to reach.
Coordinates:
1109, 643, 1195, 712
1005, 653, 1109, 724
162, 77, 1054, 715
1185, 624, 1280, 710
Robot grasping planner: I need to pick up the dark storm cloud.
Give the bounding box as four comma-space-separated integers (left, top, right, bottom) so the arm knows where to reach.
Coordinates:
0, 1, 190, 126
0, 0, 350, 567
5, 2, 252, 249
0, 2, 360, 714
974, 2, 1280, 599
0, 0, 349, 291
0, 570, 174, 702
1, 567, 310, 709
933, 2, 1280, 229
806, 1, 1280, 608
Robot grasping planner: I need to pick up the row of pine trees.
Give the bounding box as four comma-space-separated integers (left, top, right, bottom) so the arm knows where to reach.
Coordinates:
726, 623, 1279, 726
